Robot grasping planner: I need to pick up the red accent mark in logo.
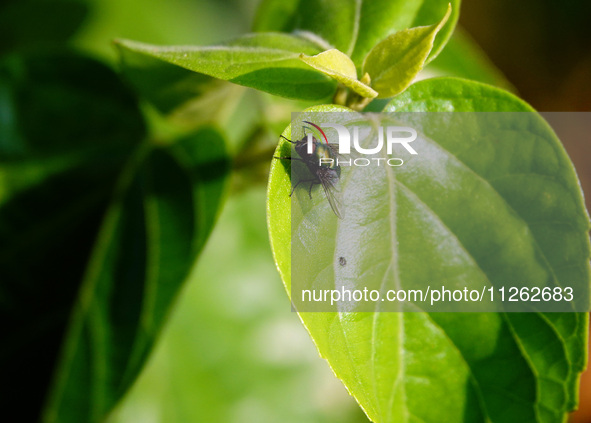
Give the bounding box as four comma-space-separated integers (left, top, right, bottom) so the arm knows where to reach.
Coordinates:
303, 121, 328, 145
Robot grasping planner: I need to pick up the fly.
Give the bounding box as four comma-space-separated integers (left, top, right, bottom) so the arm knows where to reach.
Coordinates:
275, 133, 343, 219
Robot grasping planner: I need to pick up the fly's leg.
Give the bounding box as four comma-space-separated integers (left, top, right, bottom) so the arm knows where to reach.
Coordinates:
275, 155, 314, 197
290, 178, 316, 197
307, 181, 316, 199
274, 156, 304, 162
280, 135, 297, 144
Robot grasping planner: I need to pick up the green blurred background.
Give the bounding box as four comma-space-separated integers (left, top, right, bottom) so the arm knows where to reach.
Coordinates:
1, 0, 590, 421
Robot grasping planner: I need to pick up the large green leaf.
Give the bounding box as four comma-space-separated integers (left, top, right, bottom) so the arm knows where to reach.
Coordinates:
0, 52, 145, 423
267, 79, 590, 422
0, 51, 230, 423
116, 33, 337, 101
41, 127, 230, 423
253, 0, 460, 66
386, 78, 589, 414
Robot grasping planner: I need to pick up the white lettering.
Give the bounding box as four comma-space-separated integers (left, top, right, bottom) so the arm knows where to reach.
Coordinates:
320, 123, 350, 153
386, 127, 417, 155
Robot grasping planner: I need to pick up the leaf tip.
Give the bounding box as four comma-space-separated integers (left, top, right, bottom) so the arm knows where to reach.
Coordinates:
441, 3, 453, 28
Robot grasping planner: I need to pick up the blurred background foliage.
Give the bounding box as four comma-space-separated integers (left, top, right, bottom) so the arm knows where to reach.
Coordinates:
0, 0, 589, 422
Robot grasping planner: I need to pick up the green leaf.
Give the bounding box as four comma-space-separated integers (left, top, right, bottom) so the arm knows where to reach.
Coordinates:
0, 51, 230, 423
42, 127, 230, 423
107, 186, 372, 423
0, 51, 145, 422
253, 0, 460, 66
351, 0, 459, 65
386, 79, 590, 414
117, 44, 250, 133
118, 46, 226, 115
362, 5, 452, 98
267, 79, 589, 422
252, 0, 299, 34
299, 49, 377, 98
115, 33, 337, 101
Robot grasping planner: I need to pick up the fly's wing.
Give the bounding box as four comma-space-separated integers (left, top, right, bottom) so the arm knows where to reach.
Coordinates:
327, 143, 341, 157
318, 168, 343, 219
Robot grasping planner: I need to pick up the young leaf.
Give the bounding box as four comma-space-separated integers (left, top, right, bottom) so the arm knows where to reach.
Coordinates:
299, 49, 377, 98
115, 33, 337, 101
267, 79, 589, 422
253, 0, 460, 66
362, 5, 451, 98
351, 0, 459, 65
